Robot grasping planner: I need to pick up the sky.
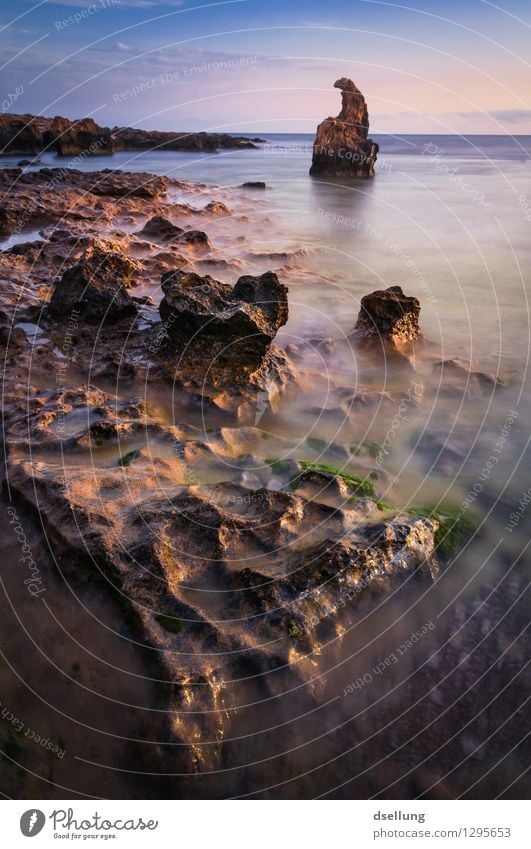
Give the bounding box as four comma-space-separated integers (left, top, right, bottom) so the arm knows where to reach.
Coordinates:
1, 0, 530, 134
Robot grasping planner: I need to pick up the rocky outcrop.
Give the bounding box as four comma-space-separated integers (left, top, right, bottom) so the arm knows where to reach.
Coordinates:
50, 116, 115, 156
351, 285, 421, 356
0, 112, 263, 158
137, 215, 210, 247
49, 250, 138, 324
159, 269, 289, 374
112, 126, 263, 152
0, 168, 170, 237
310, 78, 378, 177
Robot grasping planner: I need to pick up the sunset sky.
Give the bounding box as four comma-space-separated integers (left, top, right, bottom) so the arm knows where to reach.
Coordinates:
2, 0, 530, 134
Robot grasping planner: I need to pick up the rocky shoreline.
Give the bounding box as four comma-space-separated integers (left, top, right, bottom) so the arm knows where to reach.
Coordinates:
0, 113, 264, 159
0, 163, 501, 795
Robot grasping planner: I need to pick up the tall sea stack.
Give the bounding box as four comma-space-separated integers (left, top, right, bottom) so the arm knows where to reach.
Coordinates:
310, 78, 378, 178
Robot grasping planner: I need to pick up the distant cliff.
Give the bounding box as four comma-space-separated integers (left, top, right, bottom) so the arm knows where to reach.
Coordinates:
0, 113, 264, 157
310, 78, 378, 177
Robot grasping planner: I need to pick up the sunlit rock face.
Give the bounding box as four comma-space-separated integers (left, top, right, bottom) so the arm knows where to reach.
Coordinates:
159, 269, 289, 374
310, 77, 379, 178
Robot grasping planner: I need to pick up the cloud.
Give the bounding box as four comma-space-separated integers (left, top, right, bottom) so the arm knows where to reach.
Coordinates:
449, 109, 531, 126
487, 109, 531, 125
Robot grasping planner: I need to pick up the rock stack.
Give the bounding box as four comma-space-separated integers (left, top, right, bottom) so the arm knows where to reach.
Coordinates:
310, 78, 378, 178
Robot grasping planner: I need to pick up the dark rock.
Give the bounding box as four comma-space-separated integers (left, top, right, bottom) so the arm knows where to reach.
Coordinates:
0, 208, 22, 237
49, 250, 138, 324
91, 173, 168, 200
0, 113, 261, 159
310, 78, 378, 178
137, 216, 210, 248
351, 286, 421, 355
432, 359, 503, 396
203, 201, 230, 215
241, 181, 266, 189
112, 126, 260, 152
159, 269, 288, 373
50, 116, 115, 156
138, 216, 184, 242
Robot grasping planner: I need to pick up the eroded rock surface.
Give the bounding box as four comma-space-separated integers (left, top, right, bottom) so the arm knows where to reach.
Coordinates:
159, 269, 289, 375
49, 250, 138, 324
351, 285, 422, 359
310, 78, 379, 177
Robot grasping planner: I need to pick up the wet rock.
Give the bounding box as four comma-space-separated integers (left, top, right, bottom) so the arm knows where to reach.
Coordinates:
0, 208, 22, 237
310, 78, 379, 178
351, 285, 421, 357
432, 359, 503, 397
90, 172, 168, 200
137, 216, 185, 243
159, 269, 288, 373
414, 426, 472, 475
203, 201, 231, 215
137, 215, 210, 248
241, 181, 266, 189
49, 250, 138, 324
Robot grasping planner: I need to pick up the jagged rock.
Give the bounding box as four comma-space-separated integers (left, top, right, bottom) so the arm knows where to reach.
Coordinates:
159, 269, 288, 373
50, 115, 115, 156
7, 451, 439, 681
0, 208, 21, 237
91, 172, 168, 200
351, 285, 421, 356
137, 215, 210, 247
49, 250, 138, 324
310, 78, 378, 177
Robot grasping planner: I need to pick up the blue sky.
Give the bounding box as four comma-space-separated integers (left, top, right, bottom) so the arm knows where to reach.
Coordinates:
1, 0, 530, 133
